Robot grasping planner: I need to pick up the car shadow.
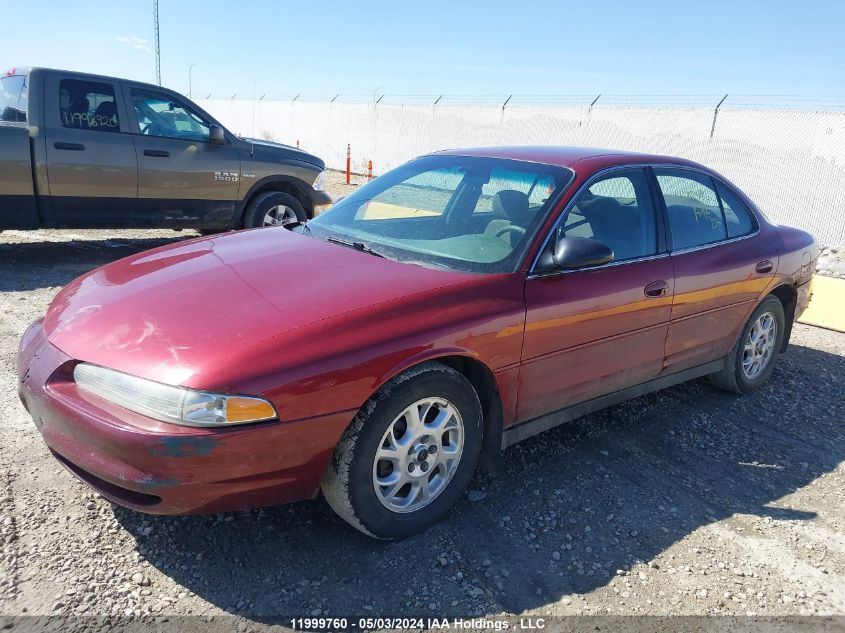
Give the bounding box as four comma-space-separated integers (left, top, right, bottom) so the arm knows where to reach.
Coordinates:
0, 234, 195, 292
112, 342, 844, 620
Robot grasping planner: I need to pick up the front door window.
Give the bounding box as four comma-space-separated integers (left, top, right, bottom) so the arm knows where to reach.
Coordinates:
557, 169, 659, 262
130, 89, 211, 142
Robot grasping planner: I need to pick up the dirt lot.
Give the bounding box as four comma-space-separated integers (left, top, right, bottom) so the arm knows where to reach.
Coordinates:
0, 173, 843, 628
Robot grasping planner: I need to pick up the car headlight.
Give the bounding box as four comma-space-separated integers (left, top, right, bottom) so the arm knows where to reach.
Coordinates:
312, 170, 327, 192
73, 363, 276, 427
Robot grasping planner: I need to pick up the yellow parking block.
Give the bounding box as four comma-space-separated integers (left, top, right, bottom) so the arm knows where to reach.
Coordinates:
798, 275, 845, 332
362, 201, 440, 219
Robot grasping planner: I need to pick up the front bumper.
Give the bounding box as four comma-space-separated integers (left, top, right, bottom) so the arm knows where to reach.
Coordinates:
17, 321, 353, 515
310, 190, 333, 216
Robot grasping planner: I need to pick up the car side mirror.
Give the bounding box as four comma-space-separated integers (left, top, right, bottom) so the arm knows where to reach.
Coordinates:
209, 124, 225, 144
537, 236, 614, 272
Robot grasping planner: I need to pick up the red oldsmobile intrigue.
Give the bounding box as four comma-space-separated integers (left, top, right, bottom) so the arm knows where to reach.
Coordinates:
18, 147, 817, 539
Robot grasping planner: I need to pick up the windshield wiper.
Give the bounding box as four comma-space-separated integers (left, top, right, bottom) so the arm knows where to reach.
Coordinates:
324, 236, 385, 258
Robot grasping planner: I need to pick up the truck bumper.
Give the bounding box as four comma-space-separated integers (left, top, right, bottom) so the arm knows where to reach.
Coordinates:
310, 190, 334, 216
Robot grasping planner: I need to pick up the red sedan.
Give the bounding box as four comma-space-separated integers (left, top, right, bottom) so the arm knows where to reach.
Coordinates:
17, 147, 817, 539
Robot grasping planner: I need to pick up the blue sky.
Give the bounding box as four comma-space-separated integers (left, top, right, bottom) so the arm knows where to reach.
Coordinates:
2, 0, 843, 101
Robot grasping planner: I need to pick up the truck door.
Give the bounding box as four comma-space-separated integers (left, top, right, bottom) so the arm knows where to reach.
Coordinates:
43, 73, 138, 226
123, 85, 241, 229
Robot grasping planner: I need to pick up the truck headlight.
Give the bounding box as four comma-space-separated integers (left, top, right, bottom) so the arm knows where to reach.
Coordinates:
73, 363, 276, 427
312, 170, 327, 192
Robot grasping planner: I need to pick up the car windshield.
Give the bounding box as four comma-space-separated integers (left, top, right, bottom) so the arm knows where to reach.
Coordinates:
303, 155, 573, 273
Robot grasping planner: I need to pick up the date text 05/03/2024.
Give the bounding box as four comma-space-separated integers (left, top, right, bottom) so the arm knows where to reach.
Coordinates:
289, 617, 548, 630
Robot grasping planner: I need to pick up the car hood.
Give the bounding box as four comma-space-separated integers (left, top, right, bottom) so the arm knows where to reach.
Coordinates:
44, 229, 469, 389
238, 137, 325, 169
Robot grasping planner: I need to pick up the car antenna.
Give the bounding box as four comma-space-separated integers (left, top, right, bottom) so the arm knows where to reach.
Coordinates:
250, 80, 257, 158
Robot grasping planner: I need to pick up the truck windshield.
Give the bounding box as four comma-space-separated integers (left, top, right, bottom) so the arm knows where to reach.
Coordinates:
0, 75, 27, 123
304, 155, 573, 274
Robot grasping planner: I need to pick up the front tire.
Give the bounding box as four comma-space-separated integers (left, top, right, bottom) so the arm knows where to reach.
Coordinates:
710, 295, 785, 394
243, 191, 306, 229
321, 362, 483, 540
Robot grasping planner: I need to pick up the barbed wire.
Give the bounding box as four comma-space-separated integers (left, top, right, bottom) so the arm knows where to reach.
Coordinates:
192, 92, 845, 110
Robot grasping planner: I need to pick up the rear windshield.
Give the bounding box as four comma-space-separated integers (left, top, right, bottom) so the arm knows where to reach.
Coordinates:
0, 74, 28, 123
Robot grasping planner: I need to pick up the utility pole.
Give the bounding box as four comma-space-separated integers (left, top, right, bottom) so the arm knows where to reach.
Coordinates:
153, 0, 161, 85
188, 63, 196, 99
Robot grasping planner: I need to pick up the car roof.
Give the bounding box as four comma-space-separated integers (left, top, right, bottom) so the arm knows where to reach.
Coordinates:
434, 145, 703, 170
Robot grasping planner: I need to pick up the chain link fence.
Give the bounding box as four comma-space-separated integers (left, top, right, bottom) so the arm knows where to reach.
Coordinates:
195, 96, 845, 245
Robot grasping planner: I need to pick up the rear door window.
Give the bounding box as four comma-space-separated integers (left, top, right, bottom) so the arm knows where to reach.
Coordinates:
655, 170, 727, 250
59, 79, 121, 132
714, 180, 756, 238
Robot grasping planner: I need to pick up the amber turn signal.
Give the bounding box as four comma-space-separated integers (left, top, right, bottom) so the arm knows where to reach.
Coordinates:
225, 397, 277, 423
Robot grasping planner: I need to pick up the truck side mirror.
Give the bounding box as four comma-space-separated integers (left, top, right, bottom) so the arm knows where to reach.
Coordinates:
209, 124, 225, 144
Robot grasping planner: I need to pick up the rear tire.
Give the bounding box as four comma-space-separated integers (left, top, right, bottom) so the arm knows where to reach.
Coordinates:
709, 296, 785, 394
243, 191, 306, 229
321, 362, 483, 540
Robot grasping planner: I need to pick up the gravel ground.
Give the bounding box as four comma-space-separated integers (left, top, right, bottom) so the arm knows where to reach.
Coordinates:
0, 172, 843, 629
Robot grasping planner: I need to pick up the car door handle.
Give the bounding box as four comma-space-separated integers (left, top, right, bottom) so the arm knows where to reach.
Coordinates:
755, 260, 774, 274
144, 149, 170, 157
644, 280, 669, 298
54, 142, 85, 151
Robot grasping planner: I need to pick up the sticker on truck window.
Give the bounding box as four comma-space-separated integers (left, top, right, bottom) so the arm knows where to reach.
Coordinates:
59, 79, 121, 133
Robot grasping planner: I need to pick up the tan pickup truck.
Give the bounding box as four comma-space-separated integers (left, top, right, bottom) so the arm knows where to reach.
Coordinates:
0, 67, 332, 232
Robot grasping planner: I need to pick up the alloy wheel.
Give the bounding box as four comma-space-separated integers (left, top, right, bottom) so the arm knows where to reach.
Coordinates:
742, 311, 777, 380
263, 205, 299, 228
372, 397, 464, 513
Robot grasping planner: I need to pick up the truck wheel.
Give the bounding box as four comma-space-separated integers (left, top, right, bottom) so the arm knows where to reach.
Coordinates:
243, 191, 306, 229
321, 362, 483, 540
709, 296, 785, 394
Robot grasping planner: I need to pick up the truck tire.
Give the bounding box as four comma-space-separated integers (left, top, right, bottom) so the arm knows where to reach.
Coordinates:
243, 191, 306, 229
709, 295, 785, 394
321, 362, 483, 540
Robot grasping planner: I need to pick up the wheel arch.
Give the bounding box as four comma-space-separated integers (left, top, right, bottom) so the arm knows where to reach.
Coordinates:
436, 355, 503, 474
237, 175, 314, 227
768, 283, 798, 352
372, 352, 504, 474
